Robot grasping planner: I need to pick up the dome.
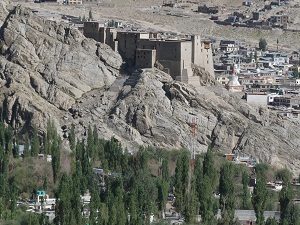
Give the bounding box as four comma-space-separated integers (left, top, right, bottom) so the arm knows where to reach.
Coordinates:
227, 75, 241, 86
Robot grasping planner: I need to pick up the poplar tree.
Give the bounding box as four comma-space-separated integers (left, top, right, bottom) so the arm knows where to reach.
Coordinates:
9, 177, 17, 219
31, 126, 40, 156
68, 124, 76, 152
266, 217, 279, 225
279, 183, 294, 225
252, 175, 268, 225
199, 147, 217, 225
242, 170, 251, 209
157, 179, 169, 217
219, 163, 235, 225
161, 159, 169, 181
174, 150, 189, 210
24, 132, 30, 157
87, 125, 94, 159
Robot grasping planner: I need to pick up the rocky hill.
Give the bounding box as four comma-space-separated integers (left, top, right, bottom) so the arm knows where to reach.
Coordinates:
1, 4, 300, 173
0, 4, 122, 130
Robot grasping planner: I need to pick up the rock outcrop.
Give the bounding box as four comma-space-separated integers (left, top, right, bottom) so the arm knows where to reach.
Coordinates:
1, 5, 300, 174
0, 0, 9, 27
66, 68, 300, 174
0, 5, 122, 129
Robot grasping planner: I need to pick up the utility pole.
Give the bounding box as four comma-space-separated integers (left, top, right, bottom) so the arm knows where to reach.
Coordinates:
186, 115, 198, 160
186, 115, 200, 194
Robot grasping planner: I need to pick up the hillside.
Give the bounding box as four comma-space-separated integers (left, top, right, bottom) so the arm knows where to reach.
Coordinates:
1, 3, 300, 174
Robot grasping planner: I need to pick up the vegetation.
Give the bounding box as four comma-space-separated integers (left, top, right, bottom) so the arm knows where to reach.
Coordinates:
259, 38, 268, 51
1, 120, 300, 225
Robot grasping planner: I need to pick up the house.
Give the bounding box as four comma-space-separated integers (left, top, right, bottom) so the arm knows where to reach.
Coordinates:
270, 15, 289, 27
224, 153, 235, 161
66, 0, 82, 4
252, 12, 260, 20
198, 5, 219, 14
270, 95, 300, 108
246, 93, 268, 105
34, 190, 56, 212
243, 0, 253, 6
220, 40, 239, 53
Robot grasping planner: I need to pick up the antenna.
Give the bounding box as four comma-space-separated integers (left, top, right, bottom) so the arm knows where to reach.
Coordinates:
186, 115, 198, 160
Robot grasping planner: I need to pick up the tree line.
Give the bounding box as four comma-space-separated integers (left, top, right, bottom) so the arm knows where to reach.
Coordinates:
0, 121, 300, 225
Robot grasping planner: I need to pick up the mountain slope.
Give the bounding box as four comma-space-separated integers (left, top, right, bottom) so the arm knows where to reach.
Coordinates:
0, 4, 300, 173
0, 5, 122, 129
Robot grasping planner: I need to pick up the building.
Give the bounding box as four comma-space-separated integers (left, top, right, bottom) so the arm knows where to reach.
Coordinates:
243, 0, 253, 6
270, 15, 289, 27
83, 22, 215, 87
83, 22, 101, 41
270, 95, 300, 108
246, 93, 268, 105
246, 93, 279, 105
252, 12, 260, 21
34, 190, 56, 212
198, 5, 219, 14
220, 40, 239, 53
67, 0, 82, 4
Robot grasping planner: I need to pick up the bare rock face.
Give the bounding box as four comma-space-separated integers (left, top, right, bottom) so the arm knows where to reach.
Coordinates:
0, 5, 122, 130
0, 0, 8, 27
1, 5, 300, 174
192, 64, 216, 86
96, 69, 298, 173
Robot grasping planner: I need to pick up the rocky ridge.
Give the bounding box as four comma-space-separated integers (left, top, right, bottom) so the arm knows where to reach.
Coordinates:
1, 4, 300, 173
0, 4, 122, 129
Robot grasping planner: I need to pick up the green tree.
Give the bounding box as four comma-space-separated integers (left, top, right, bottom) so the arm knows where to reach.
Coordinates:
194, 156, 203, 203
259, 38, 268, 51
199, 175, 216, 225
290, 204, 300, 225
219, 163, 235, 225
203, 146, 217, 187
157, 179, 169, 218
89, 9, 93, 21
24, 132, 30, 157
279, 183, 294, 225
198, 147, 218, 225
276, 168, 292, 184
68, 124, 76, 152
174, 150, 189, 210
265, 217, 279, 225
161, 159, 169, 181
31, 127, 40, 156
9, 177, 17, 219
252, 175, 268, 225
55, 174, 82, 225
183, 173, 198, 224
242, 170, 251, 209
87, 125, 94, 159
51, 135, 61, 184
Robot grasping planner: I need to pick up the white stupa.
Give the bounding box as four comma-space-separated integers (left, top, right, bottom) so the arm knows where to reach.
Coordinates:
226, 75, 243, 92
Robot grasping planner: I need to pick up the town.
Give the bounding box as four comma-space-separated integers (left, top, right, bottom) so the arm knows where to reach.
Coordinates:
1, 0, 300, 225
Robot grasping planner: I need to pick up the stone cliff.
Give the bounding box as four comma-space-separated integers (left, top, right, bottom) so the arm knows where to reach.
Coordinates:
1, 4, 300, 173
0, 5, 122, 129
